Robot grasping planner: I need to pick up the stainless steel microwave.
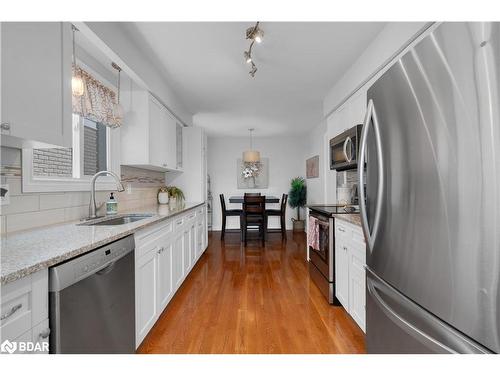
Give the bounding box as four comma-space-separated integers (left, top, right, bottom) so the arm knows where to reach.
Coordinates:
329, 124, 363, 171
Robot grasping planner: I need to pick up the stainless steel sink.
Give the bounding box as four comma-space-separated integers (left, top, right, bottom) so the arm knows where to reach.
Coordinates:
79, 214, 154, 226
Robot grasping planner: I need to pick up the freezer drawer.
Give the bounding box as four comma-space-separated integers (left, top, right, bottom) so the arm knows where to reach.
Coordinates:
366, 268, 491, 354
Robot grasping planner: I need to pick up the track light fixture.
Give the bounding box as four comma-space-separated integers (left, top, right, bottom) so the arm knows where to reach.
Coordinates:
243, 22, 264, 77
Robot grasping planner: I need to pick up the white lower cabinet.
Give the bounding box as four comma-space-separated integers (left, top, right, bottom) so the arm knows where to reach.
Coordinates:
335, 238, 349, 308
335, 219, 366, 332
134, 204, 208, 348
135, 246, 158, 344
0, 269, 49, 354
156, 240, 173, 313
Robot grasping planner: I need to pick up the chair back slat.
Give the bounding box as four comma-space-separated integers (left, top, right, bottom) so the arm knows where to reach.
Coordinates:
244, 192, 261, 197
243, 195, 266, 215
281, 194, 288, 212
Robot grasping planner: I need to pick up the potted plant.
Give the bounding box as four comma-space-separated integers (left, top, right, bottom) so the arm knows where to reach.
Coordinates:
157, 186, 170, 204
167, 186, 185, 206
288, 177, 307, 232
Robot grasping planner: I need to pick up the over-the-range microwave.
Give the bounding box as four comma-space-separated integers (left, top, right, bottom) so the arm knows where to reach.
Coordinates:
330, 124, 363, 171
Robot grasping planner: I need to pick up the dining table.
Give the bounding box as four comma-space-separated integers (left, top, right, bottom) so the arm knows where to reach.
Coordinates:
228, 196, 280, 204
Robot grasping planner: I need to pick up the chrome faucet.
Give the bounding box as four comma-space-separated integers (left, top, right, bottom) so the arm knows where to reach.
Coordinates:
88, 171, 125, 220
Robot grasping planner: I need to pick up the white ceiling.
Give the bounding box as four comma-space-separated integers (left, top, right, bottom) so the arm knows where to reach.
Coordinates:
123, 22, 386, 137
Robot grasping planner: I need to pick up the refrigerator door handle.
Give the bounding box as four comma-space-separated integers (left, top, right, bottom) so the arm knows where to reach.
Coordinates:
367, 269, 491, 353
359, 99, 384, 252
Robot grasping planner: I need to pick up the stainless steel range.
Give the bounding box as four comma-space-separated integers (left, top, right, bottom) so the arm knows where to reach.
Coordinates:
308, 205, 359, 304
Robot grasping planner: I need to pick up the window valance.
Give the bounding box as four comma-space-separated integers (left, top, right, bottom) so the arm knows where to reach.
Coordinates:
72, 66, 122, 128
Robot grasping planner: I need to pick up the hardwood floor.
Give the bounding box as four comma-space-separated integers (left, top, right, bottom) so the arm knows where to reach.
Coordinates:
137, 231, 366, 354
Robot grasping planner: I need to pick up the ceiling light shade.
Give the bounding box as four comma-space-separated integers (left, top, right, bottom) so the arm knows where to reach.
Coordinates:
71, 25, 84, 97
249, 64, 257, 77
246, 23, 264, 43
243, 150, 261, 163
113, 102, 124, 123
243, 128, 260, 162
72, 75, 85, 97
243, 51, 252, 64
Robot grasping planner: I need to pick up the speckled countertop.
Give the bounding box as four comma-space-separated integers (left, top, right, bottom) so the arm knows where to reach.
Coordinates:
0, 202, 204, 285
332, 213, 362, 226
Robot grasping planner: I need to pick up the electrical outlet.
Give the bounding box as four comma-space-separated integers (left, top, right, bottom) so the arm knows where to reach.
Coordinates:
0, 184, 10, 205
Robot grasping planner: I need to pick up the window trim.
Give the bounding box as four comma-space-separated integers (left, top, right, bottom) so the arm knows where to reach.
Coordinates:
22, 126, 121, 192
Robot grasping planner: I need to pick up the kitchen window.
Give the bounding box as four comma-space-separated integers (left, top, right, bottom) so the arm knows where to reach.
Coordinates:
22, 64, 121, 193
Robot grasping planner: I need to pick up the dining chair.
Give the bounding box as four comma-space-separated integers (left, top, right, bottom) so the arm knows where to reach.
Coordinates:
219, 194, 242, 240
266, 193, 288, 240
242, 195, 266, 246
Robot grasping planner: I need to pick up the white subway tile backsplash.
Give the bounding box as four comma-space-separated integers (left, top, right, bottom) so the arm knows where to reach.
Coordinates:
39, 193, 67, 210
1, 195, 40, 215
6, 209, 66, 233
0, 215, 6, 234
64, 205, 88, 222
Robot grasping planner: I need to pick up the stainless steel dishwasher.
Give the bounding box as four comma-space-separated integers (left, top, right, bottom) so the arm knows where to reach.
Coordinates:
49, 235, 135, 353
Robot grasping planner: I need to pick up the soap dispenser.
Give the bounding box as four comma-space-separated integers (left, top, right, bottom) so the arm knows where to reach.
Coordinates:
106, 192, 118, 215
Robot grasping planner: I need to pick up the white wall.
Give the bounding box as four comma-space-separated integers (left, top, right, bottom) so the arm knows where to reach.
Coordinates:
208, 136, 306, 231
323, 22, 429, 116
304, 120, 326, 205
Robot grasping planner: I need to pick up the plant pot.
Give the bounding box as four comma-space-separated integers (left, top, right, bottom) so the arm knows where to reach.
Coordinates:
292, 218, 305, 232
158, 192, 169, 205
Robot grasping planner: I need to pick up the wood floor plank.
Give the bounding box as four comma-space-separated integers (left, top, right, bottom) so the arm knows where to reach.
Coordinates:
137, 231, 366, 354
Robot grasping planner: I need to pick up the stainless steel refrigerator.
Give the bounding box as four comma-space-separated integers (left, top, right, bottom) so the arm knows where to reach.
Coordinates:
359, 22, 500, 353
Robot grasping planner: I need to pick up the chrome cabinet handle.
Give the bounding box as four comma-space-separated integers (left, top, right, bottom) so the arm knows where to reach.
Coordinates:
359, 99, 384, 254
39, 327, 51, 339
1, 122, 11, 131
338, 227, 345, 232
176, 221, 183, 225
1, 303, 22, 320
343, 136, 353, 162
157, 247, 164, 254
343, 246, 348, 251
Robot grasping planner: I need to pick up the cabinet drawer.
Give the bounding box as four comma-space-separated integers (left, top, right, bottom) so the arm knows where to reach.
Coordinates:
135, 220, 173, 253
173, 216, 185, 231
1, 270, 48, 342
335, 221, 349, 238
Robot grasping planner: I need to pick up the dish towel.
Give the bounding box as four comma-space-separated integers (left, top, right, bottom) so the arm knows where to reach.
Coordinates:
308, 216, 320, 251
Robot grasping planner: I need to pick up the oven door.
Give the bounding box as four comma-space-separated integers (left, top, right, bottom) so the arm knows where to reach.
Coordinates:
309, 214, 333, 281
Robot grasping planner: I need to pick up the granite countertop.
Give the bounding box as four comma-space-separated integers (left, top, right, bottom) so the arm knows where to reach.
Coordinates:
332, 213, 362, 226
0, 202, 205, 285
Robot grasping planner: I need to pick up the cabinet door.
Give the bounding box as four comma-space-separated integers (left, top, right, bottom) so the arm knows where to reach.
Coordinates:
148, 96, 168, 168
165, 111, 178, 169
196, 220, 203, 258
173, 233, 184, 289
182, 228, 191, 274
135, 249, 158, 345
335, 238, 349, 309
157, 240, 173, 312
348, 248, 366, 332
189, 223, 196, 266
1, 22, 72, 147
31, 319, 50, 354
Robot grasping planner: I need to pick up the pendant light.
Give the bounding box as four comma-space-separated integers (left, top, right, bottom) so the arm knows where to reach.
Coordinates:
243, 128, 260, 163
71, 25, 84, 97
111, 62, 124, 123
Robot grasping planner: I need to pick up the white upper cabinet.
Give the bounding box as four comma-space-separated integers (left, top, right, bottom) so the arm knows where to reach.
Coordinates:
1, 22, 72, 148
121, 89, 179, 172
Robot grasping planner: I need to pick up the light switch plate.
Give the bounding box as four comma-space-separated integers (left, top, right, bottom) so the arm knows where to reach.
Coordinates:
1, 184, 10, 205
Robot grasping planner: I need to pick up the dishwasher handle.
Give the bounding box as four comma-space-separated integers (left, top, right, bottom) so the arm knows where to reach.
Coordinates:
96, 261, 117, 275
